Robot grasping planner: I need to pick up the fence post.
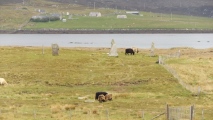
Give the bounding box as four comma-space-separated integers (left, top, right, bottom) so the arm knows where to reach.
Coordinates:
198, 86, 201, 96
141, 110, 144, 120
34, 110, 36, 119
88, 110, 91, 120
190, 105, 194, 120
106, 109, 109, 120
166, 104, 169, 120
202, 109, 204, 120
70, 110, 72, 120
159, 56, 161, 64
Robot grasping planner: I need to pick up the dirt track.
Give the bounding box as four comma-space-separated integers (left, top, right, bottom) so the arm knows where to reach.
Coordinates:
1, 29, 213, 34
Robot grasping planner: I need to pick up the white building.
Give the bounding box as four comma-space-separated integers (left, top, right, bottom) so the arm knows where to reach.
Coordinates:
126, 11, 139, 15
117, 15, 127, 19
62, 19, 67, 22
89, 12, 101, 17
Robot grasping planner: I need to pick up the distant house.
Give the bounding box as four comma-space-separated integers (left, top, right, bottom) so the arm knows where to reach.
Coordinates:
117, 15, 127, 19
89, 12, 101, 17
62, 19, 67, 22
126, 11, 139, 15
38, 9, 46, 14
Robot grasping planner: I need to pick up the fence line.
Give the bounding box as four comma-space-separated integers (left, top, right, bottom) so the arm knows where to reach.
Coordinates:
0, 108, 165, 120
159, 55, 203, 95
0, 106, 211, 120
166, 104, 194, 120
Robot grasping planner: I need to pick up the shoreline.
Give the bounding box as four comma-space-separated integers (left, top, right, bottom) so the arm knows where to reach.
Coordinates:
1, 29, 213, 34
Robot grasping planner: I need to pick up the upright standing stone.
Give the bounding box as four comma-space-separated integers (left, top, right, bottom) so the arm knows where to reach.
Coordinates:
177, 50, 181, 58
150, 42, 155, 57
109, 39, 118, 57
52, 44, 59, 56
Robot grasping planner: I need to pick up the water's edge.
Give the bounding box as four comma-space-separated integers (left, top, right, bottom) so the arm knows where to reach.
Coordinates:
1, 29, 213, 34
0, 34, 212, 49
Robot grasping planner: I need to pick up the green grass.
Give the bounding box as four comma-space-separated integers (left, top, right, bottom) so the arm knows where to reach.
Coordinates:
1, 0, 213, 30
0, 47, 212, 119
165, 48, 213, 93
24, 13, 213, 30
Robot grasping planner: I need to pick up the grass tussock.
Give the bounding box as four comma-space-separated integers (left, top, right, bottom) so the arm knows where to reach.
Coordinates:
51, 104, 62, 114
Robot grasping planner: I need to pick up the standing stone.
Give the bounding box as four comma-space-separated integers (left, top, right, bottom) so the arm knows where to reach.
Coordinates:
109, 39, 118, 57
150, 42, 155, 57
177, 50, 181, 58
52, 44, 59, 56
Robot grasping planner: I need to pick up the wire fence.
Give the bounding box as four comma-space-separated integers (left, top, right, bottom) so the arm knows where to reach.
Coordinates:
158, 54, 203, 95
0, 105, 212, 120
0, 107, 167, 120
166, 104, 194, 120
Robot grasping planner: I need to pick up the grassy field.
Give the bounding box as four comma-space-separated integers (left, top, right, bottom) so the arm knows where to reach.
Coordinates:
165, 48, 213, 93
24, 14, 213, 30
0, 46, 212, 120
1, 0, 213, 30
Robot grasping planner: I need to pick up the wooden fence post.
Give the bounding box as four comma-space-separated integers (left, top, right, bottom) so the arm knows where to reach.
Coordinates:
106, 109, 109, 120
142, 110, 144, 120
34, 110, 36, 119
166, 104, 169, 120
70, 110, 72, 120
190, 105, 194, 120
202, 109, 204, 120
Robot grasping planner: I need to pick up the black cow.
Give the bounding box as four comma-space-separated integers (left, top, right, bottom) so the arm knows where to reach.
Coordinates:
95, 92, 108, 100
125, 48, 135, 55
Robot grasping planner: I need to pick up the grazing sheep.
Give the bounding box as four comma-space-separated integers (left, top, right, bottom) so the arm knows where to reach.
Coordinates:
95, 92, 113, 103
125, 48, 135, 55
105, 94, 112, 101
98, 94, 106, 103
0, 78, 8, 86
95, 92, 108, 100
132, 47, 139, 53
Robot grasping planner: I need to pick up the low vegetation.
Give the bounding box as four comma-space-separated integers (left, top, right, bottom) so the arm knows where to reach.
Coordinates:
165, 48, 213, 93
0, 46, 212, 119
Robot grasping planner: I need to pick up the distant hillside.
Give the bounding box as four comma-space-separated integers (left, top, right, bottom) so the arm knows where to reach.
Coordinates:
1, 0, 213, 17
49, 0, 213, 17
0, 0, 22, 5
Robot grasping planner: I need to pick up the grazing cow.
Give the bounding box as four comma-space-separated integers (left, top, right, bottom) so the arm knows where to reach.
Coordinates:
95, 92, 108, 100
125, 48, 135, 55
0, 78, 8, 86
132, 47, 139, 53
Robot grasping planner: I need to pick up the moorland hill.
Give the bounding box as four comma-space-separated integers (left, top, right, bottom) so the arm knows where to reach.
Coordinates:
2, 0, 213, 17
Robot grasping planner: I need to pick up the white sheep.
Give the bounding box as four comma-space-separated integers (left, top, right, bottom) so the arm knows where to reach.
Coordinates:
0, 78, 8, 86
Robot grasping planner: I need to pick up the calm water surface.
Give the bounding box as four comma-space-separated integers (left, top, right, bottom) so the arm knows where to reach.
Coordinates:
0, 34, 212, 49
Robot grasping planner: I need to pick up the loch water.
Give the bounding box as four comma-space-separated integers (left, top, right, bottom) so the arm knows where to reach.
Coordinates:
0, 34, 212, 49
